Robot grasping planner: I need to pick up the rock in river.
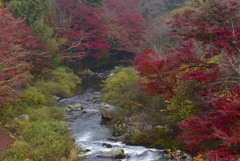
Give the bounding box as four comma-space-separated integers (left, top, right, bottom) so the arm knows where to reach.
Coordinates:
64, 103, 83, 111
98, 149, 125, 159
99, 103, 124, 121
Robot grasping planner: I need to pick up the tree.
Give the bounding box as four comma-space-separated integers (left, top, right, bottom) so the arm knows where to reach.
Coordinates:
8, 0, 48, 26
179, 85, 240, 160
51, 0, 109, 62
8, 0, 59, 67
134, 40, 219, 100
0, 4, 50, 102
101, 0, 146, 53
169, 0, 240, 56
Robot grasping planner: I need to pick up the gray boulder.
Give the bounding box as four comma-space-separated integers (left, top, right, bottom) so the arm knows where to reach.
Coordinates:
98, 149, 125, 159
99, 103, 124, 121
64, 103, 83, 111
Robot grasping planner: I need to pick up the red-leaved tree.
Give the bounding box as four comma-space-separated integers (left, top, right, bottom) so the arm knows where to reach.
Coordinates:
101, 0, 146, 53
168, 0, 240, 86
134, 39, 219, 99
179, 85, 240, 161
134, 0, 240, 159
169, 0, 240, 56
51, 0, 109, 62
0, 5, 50, 102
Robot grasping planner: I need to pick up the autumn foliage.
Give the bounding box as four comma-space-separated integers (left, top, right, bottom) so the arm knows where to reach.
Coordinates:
102, 0, 146, 53
134, 40, 219, 99
0, 4, 50, 102
179, 85, 240, 160
51, 0, 109, 61
49, 0, 145, 63
134, 0, 240, 160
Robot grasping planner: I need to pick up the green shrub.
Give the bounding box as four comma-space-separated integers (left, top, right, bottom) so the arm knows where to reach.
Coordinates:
3, 120, 75, 161
102, 67, 149, 115
0, 67, 82, 161
30, 67, 82, 104
16, 67, 82, 106
21, 87, 46, 106
1, 105, 78, 161
131, 128, 183, 149
27, 107, 66, 122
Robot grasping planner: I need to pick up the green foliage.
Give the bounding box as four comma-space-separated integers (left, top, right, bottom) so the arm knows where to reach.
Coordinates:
131, 128, 183, 149
163, 85, 198, 124
102, 66, 148, 114
27, 107, 66, 122
103, 67, 143, 101
33, 67, 81, 104
208, 54, 223, 65
44, 0, 57, 16
32, 18, 59, 54
16, 67, 81, 106
0, 103, 79, 161
8, 0, 48, 26
32, 18, 60, 67
3, 120, 76, 161
8, 0, 60, 67
0, 67, 81, 161
131, 131, 151, 145
21, 87, 46, 106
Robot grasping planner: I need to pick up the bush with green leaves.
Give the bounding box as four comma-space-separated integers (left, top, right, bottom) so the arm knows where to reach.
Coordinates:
0, 67, 82, 160
102, 67, 193, 150
21, 87, 46, 106
18, 67, 81, 106
102, 66, 149, 115
27, 67, 82, 105
130, 128, 183, 149
1, 104, 80, 161
3, 120, 76, 161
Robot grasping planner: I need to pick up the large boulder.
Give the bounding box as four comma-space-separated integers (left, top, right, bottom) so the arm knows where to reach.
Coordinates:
99, 103, 124, 121
98, 149, 125, 159
64, 103, 83, 111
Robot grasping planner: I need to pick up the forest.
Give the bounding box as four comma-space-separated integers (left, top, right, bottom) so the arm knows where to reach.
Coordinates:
0, 0, 239, 160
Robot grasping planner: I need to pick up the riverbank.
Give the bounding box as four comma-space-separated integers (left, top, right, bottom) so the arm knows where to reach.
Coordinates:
0, 67, 82, 161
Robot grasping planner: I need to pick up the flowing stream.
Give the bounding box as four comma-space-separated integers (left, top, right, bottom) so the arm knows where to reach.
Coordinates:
59, 70, 168, 161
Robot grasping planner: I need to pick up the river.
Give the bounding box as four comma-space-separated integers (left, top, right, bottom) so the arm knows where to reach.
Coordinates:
59, 70, 169, 161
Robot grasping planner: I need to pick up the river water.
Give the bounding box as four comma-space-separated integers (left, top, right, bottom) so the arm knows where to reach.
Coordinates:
59, 71, 168, 161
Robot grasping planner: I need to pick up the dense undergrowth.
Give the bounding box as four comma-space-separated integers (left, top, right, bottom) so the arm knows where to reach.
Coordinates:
102, 66, 183, 149
102, 66, 240, 160
0, 67, 82, 161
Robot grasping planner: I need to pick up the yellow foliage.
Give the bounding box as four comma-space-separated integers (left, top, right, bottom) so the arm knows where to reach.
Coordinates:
58, 38, 68, 45
194, 154, 204, 161
47, 38, 59, 53
171, 1, 197, 15
12, 140, 29, 148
